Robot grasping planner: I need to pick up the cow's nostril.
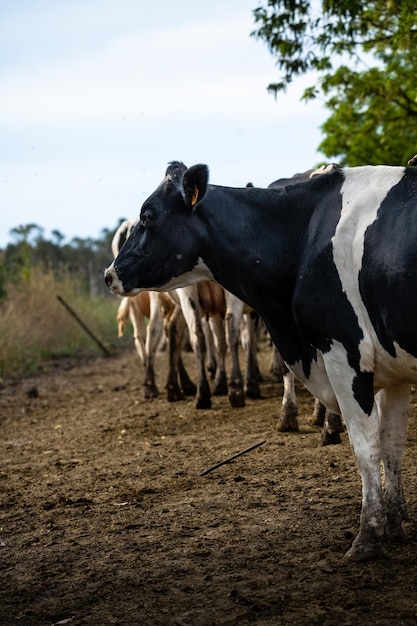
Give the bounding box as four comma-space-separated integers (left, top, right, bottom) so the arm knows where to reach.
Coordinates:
104, 272, 113, 287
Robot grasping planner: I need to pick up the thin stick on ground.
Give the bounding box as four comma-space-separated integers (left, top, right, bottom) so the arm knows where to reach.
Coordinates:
199, 439, 266, 476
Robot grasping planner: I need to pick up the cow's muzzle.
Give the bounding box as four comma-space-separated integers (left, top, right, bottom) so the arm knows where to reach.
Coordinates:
104, 265, 124, 295
104, 270, 113, 289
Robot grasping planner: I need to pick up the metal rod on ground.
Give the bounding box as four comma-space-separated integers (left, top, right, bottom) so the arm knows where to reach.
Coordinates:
56, 294, 111, 357
199, 439, 266, 477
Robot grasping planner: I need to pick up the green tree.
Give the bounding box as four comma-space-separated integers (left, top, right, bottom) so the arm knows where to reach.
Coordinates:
8, 223, 43, 280
252, 0, 417, 165
10, 223, 43, 246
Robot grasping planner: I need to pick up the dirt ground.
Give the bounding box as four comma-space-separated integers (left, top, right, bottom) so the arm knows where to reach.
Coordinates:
1, 336, 417, 626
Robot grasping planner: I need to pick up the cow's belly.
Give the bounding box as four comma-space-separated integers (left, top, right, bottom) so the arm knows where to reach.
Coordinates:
373, 341, 417, 387
288, 340, 417, 415
288, 355, 341, 415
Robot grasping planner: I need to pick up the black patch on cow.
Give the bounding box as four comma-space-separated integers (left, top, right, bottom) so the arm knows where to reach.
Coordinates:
359, 167, 417, 358
352, 371, 375, 416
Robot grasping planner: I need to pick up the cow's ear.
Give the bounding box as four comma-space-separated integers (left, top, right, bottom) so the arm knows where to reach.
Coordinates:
181, 164, 209, 209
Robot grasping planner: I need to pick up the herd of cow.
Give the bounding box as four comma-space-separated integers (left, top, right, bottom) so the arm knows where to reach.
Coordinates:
111, 167, 344, 445
105, 156, 417, 561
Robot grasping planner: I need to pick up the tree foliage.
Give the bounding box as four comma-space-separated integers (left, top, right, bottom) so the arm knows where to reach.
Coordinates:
252, 0, 417, 165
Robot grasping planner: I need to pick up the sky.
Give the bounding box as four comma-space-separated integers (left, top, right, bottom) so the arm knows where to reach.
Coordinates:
0, 0, 327, 248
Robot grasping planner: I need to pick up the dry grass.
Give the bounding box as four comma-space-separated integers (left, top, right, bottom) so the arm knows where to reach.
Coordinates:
0, 266, 121, 378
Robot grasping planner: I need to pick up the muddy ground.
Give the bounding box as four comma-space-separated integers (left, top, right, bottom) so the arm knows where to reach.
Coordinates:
1, 336, 417, 626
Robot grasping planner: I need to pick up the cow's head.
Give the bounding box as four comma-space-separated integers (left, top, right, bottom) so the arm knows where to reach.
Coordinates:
104, 161, 212, 296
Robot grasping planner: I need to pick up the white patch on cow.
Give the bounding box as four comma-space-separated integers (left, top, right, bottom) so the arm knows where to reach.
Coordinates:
152, 257, 215, 292
105, 257, 214, 296
288, 352, 340, 414
332, 166, 405, 373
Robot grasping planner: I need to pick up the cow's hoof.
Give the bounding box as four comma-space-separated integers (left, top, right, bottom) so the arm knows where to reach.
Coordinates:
228, 381, 245, 408
344, 539, 384, 562
277, 403, 299, 431
245, 382, 261, 399
166, 385, 184, 402
228, 391, 245, 408
212, 373, 228, 396
385, 519, 406, 542
143, 382, 159, 399
312, 403, 326, 426
277, 419, 299, 432
180, 381, 197, 397
321, 431, 342, 446
196, 396, 212, 410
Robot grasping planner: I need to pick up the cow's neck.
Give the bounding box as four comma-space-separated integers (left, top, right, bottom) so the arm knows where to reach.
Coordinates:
193, 186, 316, 371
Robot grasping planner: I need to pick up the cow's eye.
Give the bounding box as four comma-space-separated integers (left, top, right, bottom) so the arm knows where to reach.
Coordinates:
140, 211, 153, 226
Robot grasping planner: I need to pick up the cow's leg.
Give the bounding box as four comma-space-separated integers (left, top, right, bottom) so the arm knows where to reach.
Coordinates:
177, 353, 197, 397
208, 314, 228, 396
241, 312, 261, 399
177, 287, 211, 409
128, 297, 147, 364
311, 397, 344, 445
165, 306, 188, 402
323, 358, 384, 560
277, 366, 299, 431
271, 348, 299, 431
129, 296, 165, 400
376, 384, 409, 540
312, 397, 326, 426
342, 402, 384, 560
202, 317, 217, 381
272, 347, 298, 431
116, 297, 131, 339
321, 411, 344, 446
142, 292, 163, 399
225, 297, 245, 408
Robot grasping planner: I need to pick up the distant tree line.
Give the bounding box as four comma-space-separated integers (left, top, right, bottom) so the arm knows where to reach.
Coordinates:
0, 220, 126, 300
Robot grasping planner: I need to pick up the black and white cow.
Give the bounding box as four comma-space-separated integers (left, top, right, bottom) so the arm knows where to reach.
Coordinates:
105, 160, 417, 561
